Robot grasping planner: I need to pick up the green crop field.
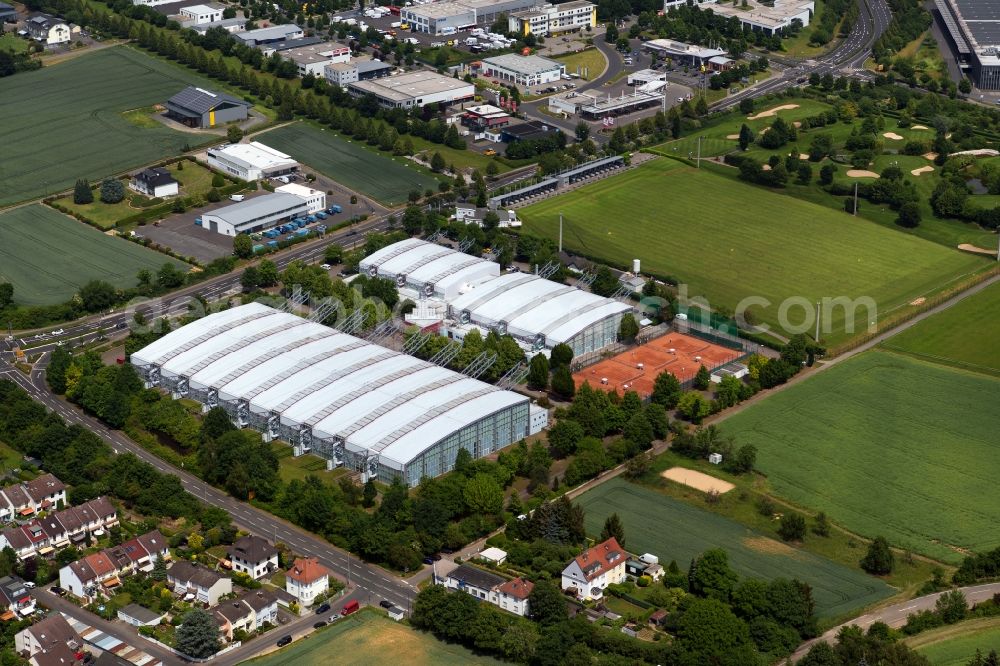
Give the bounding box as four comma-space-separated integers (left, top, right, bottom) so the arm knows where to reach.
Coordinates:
519, 158, 986, 345
0, 205, 185, 306
574, 477, 894, 618
249, 612, 503, 666
0, 46, 227, 206
721, 350, 1000, 563
258, 122, 441, 206
882, 281, 1000, 376
909, 618, 1000, 665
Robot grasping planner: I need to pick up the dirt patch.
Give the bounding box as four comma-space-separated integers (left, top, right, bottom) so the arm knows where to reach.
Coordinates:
909, 297, 926, 306
911, 166, 935, 176
661, 467, 735, 494
911, 124, 930, 130
799, 153, 809, 160
923, 152, 939, 161
882, 132, 904, 141
742, 536, 804, 558
846, 169, 880, 178
958, 243, 997, 256
747, 103, 800, 120
726, 134, 740, 140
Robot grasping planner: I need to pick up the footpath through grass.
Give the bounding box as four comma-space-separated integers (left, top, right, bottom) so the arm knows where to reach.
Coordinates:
248, 611, 503, 666
519, 157, 986, 346
881, 281, 1000, 376
259, 122, 441, 206
0, 205, 186, 305
0, 46, 222, 206
721, 350, 1000, 564
908, 617, 1000, 665
575, 477, 895, 619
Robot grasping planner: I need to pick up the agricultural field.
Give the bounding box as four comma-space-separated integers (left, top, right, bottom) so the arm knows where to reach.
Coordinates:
574, 477, 895, 618
721, 350, 1000, 564
0, 46, 227, 206
908, 617, 1000, 665
519, 158, 987, 346
259, 122, 441, 206
249, 612, 504, 666
882, 281, 1000, 375
0, 205, 186, 306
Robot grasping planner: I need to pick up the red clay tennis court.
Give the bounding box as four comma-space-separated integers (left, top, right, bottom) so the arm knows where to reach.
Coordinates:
573, 332, 743, 398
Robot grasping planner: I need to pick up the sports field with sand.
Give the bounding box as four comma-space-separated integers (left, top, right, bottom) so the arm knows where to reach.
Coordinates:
661, 467, 734, 494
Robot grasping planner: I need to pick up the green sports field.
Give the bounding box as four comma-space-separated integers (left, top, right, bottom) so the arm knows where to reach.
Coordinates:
518, 158, 986, 345
0, 205, 185, 305
882, 281, 1000, 376
249, 612, 503, 666
574, 477, 894, 618
0, 46, 225, 206
909, 618, 1000, 665
258, 122, 441, 206
721, 350, 1000, 564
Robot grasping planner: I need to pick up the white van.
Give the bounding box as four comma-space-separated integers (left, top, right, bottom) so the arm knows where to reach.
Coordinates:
441, 26, 456, 36
230, 194, 245, 202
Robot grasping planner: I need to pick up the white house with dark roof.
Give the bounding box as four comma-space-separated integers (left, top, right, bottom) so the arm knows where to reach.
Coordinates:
167, 561, 232, 606
443, 564, 533, 617
212, 589, 278, 640
15, 614, 81, 659
25, 14, 70, 45
560, 537, 626, 601
228, 535, 278, 580
130, 168, 179, 198
0, 474, 66, 521
0, 575, 35, 620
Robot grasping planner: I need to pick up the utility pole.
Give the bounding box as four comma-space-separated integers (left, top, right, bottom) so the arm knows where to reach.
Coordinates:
558, 213, 563, 254
814, 301, 821, 341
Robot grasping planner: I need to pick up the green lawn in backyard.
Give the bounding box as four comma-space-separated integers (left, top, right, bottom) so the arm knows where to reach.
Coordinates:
555, 48, 607, 81
0, 33, 28, 54
52, 161, 222, 229
721, 350, 1000, 564
574, 477, 895, 619
0, 46, 226, 206
259, 122, 442, 206
0, 205, 187, 305
518, 157, 987, 346
248, 611, 504, 666
880, 281, 1000, 376
908, 618, 1000, 665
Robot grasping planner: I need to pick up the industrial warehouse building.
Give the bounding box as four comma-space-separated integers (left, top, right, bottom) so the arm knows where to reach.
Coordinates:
935, 0, 1000, 90
130, 303, 541, 486
199, 193, 310, 235
325, 56, 393, 86
348, 71, 475, 109
707, 0, 815, 33
283, 42, 351, 77
165, 86, 251, 129
233, 24, 304, 47
480, 53, 565, 87
360, 239, 632, 356
402, 0, 544, 34
206, 141, 299, 181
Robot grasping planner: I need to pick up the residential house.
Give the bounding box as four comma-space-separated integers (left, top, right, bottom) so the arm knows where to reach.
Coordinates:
228, 535, 278, 580
212, 590, 278, 640
117, 604, 164, 628
0, 575, 35, 620
15, 614, 81, 659
25, 14, 70, 45
59, 551, 121, 602
28, 643, 83, 666
0, 497, 117, 561
0, 484, 33, 522
167, 561, 232, 607
495, 577, 533, 617
121, 530, 169, 572
129, 168, 179, 198
453, 204, 520, 228
560, 537, 626, 601
0, 473, 62, 522
285, 557, 329, 606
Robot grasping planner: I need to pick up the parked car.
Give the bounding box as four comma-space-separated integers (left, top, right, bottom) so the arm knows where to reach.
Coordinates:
328, 614, 341, 622
276, 635, 292, 647
23, 582, 35, 589
313, 621, 327, 629
379, 600, 393, 609
342, 600, 360, 615
484, 149, 496, 156
321, 263, 332, 270
316, 603, 331, 614
50, 586, 66, 596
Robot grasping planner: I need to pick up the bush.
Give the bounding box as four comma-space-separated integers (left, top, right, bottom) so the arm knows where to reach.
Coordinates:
777, 513, 806, 542
74, 179, 93, 204
100, 178, 125, 204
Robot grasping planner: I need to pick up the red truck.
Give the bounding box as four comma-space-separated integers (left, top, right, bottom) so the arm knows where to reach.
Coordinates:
342, 600, 360, 615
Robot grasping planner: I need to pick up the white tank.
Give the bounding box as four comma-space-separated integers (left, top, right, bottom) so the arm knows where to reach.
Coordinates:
633, 259, 641, 273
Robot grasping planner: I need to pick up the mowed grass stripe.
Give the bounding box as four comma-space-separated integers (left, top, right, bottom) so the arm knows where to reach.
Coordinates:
910, 618, 1000, 665
0, 46, 221, 206
0, 205, 184, 305
722, 350, 1000, 563
575, 477, 894, 618
882, 281, 1000, 376
519, 158, 986, 346
259, 122, 440, 206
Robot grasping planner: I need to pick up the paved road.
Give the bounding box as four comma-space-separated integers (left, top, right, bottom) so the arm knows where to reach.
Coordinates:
791, 582, 1000, 661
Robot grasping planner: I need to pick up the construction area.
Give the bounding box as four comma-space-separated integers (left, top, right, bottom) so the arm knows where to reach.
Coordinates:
572, 331, 743, 397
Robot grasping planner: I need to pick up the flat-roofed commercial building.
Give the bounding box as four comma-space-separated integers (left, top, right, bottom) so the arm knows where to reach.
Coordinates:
401, 2, 475, 34
284, 42, 351, 77
198, 193, 310, 236
480, 53, 565, 87
935, 0, 1000, 90
233, 24, 304, 47
708, 0, 815, 34
508, 0, 595, 37
348, 70, 474, 108
206, 141, 299, 181
324, 56, 393, 86
130, 303, 537, 486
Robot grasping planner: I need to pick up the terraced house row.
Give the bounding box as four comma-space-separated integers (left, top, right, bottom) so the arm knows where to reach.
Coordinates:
0, 497, 118, 560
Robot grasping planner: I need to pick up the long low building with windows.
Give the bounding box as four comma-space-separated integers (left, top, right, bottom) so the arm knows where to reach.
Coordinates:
130, 303, 538, 486
360, 239, 632, 356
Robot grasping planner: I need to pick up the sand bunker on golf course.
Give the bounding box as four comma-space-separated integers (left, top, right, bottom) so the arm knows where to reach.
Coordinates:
883, 132, 904, 140
958, 243, 996, 256
911, 166, 935, 176
799, 153, 809, 160
748, 103, 799, 120
661, 467, 735, 494
912, 124, 930, 130
726, 134, 740, 139
923, 152, 939, 161
846, 169, 880, 178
